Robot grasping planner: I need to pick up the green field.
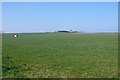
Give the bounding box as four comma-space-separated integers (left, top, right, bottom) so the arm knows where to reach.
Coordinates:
0, 33, 2, 78
2, 33, 118, 78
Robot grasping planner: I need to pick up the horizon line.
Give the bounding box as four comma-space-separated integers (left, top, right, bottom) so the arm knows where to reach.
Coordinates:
2, 31, 118, 34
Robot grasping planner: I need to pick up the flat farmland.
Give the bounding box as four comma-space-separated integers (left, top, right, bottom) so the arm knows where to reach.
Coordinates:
2, 33, 118, 78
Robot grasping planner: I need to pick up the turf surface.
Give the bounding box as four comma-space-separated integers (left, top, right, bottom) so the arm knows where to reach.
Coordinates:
2, 33, 118, 78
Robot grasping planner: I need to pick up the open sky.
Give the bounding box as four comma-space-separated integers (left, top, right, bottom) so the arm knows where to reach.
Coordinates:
2, 2, 118, 33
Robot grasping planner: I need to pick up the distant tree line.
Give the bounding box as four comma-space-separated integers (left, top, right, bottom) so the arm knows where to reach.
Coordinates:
58, 30, 70, 33
57, 30, 78, 33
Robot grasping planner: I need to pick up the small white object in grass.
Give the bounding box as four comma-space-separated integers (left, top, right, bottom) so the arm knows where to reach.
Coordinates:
14, 34, 18, 38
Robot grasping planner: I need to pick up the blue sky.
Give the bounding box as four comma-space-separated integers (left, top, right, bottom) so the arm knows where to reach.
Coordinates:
2, 2, 118, 33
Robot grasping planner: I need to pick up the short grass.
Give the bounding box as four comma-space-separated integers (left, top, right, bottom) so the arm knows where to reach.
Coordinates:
2, 33, 118, 78
0, 33, 2, 78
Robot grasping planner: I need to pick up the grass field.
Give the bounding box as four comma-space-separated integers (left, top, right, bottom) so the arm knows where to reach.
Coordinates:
2, 32, 118, 78
0, 33, 2, 78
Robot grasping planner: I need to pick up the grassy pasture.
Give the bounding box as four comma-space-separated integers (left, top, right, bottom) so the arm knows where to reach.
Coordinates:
2, 33, 118, 78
